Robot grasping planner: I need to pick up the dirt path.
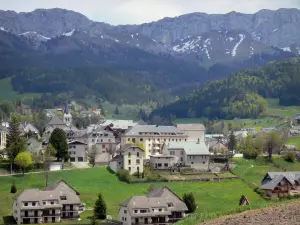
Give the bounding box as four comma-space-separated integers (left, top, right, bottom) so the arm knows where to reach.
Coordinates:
201, 201, 300, 225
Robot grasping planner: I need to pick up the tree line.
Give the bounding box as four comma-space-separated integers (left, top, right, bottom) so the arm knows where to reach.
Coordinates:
151, 57, 300, 120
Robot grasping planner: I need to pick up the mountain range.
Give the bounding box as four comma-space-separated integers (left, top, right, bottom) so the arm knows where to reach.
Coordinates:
0, 8, 300, 104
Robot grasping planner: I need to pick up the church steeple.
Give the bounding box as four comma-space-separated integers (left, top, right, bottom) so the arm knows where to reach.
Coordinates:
63, 102, 72, 126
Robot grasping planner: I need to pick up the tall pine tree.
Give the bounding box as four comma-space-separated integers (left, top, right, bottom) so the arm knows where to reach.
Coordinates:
49, 128, 69, 161
228, 132, 237, 151
94, 193, 107, 219
6, 114, 27, 174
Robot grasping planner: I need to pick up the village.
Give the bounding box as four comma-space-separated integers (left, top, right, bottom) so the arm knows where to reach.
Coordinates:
1, 102, 300, 225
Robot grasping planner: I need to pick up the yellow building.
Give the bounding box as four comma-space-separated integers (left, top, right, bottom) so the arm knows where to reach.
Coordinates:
122, 125, 188, 159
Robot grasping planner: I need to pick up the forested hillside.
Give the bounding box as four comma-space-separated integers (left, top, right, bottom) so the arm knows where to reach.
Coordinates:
151, 58, 300, 120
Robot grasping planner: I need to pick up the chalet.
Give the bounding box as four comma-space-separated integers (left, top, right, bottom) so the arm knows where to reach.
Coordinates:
13, 180, 83, 224
260, 172, 300, 198
119, 186, 187, 225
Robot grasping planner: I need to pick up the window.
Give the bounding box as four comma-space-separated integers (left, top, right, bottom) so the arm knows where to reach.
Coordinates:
191, 162, 194, 164
124, 210, 127, 214
181, 157, 183, 161
136, 159, 140, 164
60, 196, 67, 200
137, 166, 139, 171
167, 203, 173, 207
92, 139, 94, 142
24, 202, 28, 206
51, 202, 54, 205
134, 210, 138, 213
128, 152, 131, 157
100, 139, 103, 142
132, 138, 136, 143
128, 138, 131, 141
181, 151, 184, 155
43, 202, 46, 205
158, 163, 162, 167
109, 139, 111, 142
185, 139, 187, 141
128, 167, 131, 171
149, 138, 151, 141
164, 163, 168, 167
122, 217, 124, 221
203, 162, 205, 164
176, 139, 178, 142
137, 152, 140, 157
159, 208, 162, 212
32, 202, 36, 206
164, 139, 166, 141
128, 160, 131, 165
140, 138, 143, 142
102, 144, 105, 148
125, 218, 127, 221
140, 209, 147, 213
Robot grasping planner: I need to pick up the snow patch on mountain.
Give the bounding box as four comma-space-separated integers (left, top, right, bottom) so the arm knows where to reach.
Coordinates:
63, 29, 75, 36
281, 47, 291, 52
172, 36, 202, 52
273, 29, 279, 32
227, 37, 234, 41
250, 46, 254, 56
232, 34, 245, 56
19, 31, 51, 41
115, 39, 119, 42
0, 27, 8, 32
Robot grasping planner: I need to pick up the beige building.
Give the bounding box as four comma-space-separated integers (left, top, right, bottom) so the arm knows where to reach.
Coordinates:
13, 180, 83, 224
122, 125, 188, 159
109, 144, 144, 174
119, 186, 188, 225
177, 124, 205, 141
150, 141, 210, 171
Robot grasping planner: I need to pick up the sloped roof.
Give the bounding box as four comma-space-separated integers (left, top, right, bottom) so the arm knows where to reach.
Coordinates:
125, 124, 185, 136
260, 175, 293, 190
47, 116, 66, 126
101, 120, 137, 130
43, 180, 80, 195
116, 144, 145, 153
177, 123, 205, 131
166, 141, 209, 155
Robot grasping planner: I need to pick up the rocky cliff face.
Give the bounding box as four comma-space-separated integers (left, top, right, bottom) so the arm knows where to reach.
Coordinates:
122, 8, 300, 48
0, 8, 299, 65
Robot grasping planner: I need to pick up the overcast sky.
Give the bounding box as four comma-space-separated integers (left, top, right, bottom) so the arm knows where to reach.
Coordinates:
0, 0, 300, 25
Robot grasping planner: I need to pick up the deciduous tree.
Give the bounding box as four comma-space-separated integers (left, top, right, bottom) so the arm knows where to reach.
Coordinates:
14, 152, 33, 174
265, 131, 282, 161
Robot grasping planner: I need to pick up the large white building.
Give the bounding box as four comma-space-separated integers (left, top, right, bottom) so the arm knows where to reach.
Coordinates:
122, 125, 188, 159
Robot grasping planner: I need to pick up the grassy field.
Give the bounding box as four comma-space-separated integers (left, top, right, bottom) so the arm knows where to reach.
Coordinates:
287, 136, 300, 149
0, 167, 267, 225
265, 99, 300, 118
0, 78, 40, 100
231, 156, 300, 187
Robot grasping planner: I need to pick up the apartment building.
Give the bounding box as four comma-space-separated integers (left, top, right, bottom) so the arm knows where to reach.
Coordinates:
68, 140, 88, 162
150, 141, 210, 171
122, 125, 187, 159
13, 180, 82, 224
119, 186, 187, 225
109, 144, 144, 174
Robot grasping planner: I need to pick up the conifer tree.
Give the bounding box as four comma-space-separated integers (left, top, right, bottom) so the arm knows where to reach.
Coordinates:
49, 128, 69, 161
11, 180, 17, 193
94, 193, 107, 219
183, 192, 197, 213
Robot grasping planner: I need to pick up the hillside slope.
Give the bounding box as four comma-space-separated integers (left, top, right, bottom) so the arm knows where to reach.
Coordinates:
151, 58, 300, 119
201, 201, 300, 225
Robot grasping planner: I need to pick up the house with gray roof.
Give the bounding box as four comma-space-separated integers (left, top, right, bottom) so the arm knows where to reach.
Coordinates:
119, 186, 187, 225
260, 172, 300, 198
109, 144, 144, 174
13, 180, 83, 224
151, 140, 210, 171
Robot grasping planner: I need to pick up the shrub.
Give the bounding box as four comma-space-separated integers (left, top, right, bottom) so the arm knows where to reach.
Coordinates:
283, 152, 295, 163
183, 192, 197, 213
116, 169, 132, 183
11, 181, 17, 193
